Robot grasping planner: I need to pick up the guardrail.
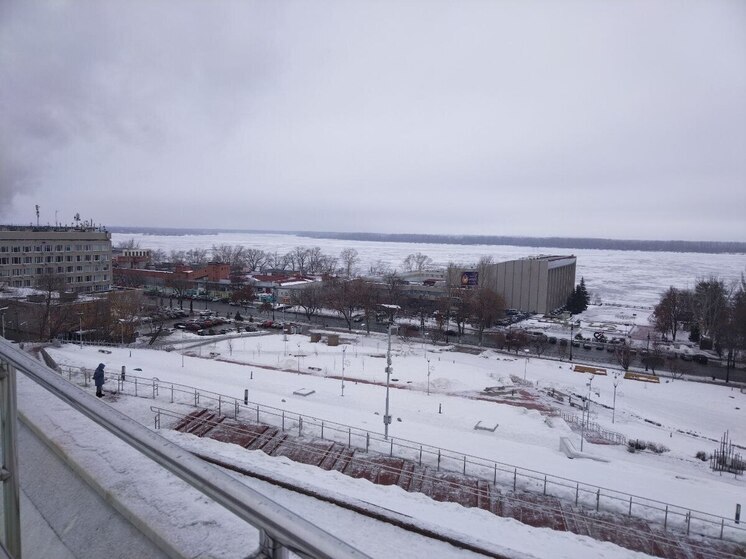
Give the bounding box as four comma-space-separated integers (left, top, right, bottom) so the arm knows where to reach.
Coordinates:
2, 340, 370, 559
58, 363, 746, 546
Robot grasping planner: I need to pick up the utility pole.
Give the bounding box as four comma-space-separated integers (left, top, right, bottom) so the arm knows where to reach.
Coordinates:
384, 323, 395, 439
612, 373, 620, 424
569, 322, 574, 361
341, 346, 346, 397
78, 312, 83, 349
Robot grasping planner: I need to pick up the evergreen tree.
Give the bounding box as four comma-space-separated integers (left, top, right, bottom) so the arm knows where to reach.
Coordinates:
579, 277, 590, 308
566, 281, 589, 314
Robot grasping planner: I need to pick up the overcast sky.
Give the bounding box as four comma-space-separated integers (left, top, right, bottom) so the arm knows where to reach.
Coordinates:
1, 1, 744, 242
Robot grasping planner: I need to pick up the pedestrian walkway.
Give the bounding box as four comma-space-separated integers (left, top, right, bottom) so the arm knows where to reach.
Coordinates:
172, 409, 743, 559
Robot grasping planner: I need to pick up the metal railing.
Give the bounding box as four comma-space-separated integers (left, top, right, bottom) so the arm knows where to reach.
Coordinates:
151, 406, 744, 559
58, 363, 746, 546
0, 339, 370, 559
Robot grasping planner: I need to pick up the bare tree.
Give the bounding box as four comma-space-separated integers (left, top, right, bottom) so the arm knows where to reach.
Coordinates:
651, 287, 690, 341
169, 250, 187, 264
339, 248, 359, 278
186, 248, 209, 266
468, 287, 506, 345
116, 238, 141, 250
506, 329, 529, 353
324, 278, 364, 331
529, 335, 550, 356
150, 248, 167, 264
614, 342, 633, 372
34, 272, 66, 340
402, 252, 433, 272
166, 277, 192, 309
692, 277, 728, 344
368, 259, 392, 276
290, 283, 325, 322
244, 249, 269, 272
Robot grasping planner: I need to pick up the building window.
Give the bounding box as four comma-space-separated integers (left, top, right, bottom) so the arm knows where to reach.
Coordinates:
36, 268, 43, 274
34, 246, 41, 252
23, 280, 31, 287
12, 247, 20, 253
0, 246, 8, 253
65, 245, 71, 252
24, 257, 32, 264
0, 258, 7, 265
76, 255, 81, 262
84, 255, 91, 261
76, 276, 82, 283
23, 246, 31, 252
55, 245, 63, 251
85, 275, 92, 282
66, 255, 72, 262
67, 266, 73, 272
76, 266, 82, 272
56, 255, 63, 262
11, 257, 21, 264
44, 245, 52, 252
57, 266, 63, 273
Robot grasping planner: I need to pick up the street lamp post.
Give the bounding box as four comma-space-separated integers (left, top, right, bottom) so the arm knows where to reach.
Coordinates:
78, 312, 84, 349
426, 357, 431, 395
612, 373, 620, 424
341, 346, 346, 397
523, 349, 530, 380
580, 376, 594, 451
384, 322, 396, 439
569, 322, 574, 361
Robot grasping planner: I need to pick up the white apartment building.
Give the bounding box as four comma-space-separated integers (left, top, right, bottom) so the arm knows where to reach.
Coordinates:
0, 226, 113, 293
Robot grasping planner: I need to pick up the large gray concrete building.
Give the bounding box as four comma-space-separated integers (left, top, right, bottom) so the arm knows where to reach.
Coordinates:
0, 225, 113, 293
482, 255, 576, 314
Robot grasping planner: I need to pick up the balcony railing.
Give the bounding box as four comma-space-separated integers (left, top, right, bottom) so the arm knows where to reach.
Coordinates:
0, 338, 370, 559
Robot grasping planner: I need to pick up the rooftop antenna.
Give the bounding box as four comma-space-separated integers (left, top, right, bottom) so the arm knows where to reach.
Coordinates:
35, 204, 40, 226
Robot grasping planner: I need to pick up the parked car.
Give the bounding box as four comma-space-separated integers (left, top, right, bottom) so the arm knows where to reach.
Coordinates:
693, 354, 709, 365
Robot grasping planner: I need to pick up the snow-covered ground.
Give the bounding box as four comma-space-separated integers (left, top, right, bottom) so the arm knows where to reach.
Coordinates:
42, 314, 746, 558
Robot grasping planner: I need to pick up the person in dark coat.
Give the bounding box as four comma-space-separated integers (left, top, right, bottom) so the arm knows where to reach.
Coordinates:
93, 363, 105, 398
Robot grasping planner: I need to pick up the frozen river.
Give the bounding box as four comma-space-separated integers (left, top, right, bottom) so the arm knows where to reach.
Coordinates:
111, 231, 746, 309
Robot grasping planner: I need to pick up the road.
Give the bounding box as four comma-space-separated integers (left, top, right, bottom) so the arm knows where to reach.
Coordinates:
155, 296, 746, 384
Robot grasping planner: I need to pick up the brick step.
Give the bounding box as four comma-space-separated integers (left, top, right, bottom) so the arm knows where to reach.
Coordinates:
331, 448, 355, 473
275, 440, 334, 466
375, 457, 405, 486
476, 480, 491, 511
186, 413, 223, 437
397, 462, 416, 491
208, 420, 268, 448
172, 409, 208, 432
261, 432, 289, 455
318, 444, 347, 470
246, 427, 280, 450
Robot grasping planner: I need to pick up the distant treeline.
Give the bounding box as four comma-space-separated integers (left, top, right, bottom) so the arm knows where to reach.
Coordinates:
108, 227, 746, 254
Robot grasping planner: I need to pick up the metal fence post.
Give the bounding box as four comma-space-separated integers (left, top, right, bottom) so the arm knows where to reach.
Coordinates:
596, 489, 600, 511
234, 400, 239, 420
170, 384, 174, 403
135, 377, 138, 397
0, 360, 22, 558
463, 456, 466, 475
575, 483, 579, 505
664, 505, 668, 530
513, 468, 517, 492
218, 395, 222, 416
437, 449, 441, 471
366, 432, 370, 452
282, 411, 285, 431
543, 475, 547, 495
686, 511, 691, 535
321, 421, 324, 440
628, 496, 632, 516
389, 438, 393, 457
348, 428, 351, 448
419, 446, 423, 466
493, 463, 497, 484
298, 416, 302, 436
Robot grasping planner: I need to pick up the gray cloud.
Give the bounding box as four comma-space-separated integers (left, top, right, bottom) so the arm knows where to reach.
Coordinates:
1, 0, 744, 240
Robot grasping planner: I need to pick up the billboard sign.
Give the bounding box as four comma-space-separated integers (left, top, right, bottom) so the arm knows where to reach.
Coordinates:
460, 271, 478, 287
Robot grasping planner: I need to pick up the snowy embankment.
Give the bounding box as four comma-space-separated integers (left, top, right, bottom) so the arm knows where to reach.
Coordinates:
43, 323, 746, 558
